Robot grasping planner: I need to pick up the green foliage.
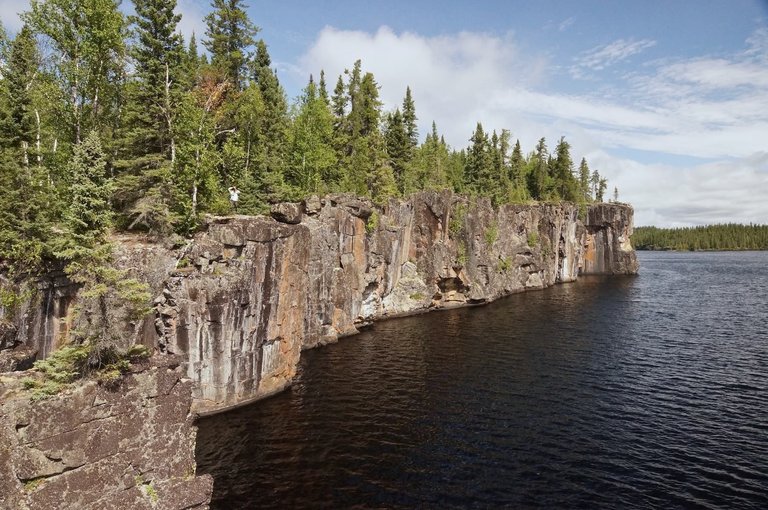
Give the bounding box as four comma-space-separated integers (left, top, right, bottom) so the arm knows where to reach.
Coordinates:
288, 77, 337, 194
456, 242, 467, 267
449, 203, 467, 238
484, 221, 498, 246
204, 0, 258, 89
366, 210, 379, 234
23, 341, 150, 400
23, 0, 126, 143
527, 230, 539, 247
409, 292, 425, 301
497, 256, 512, 272
634, 224, 768, 251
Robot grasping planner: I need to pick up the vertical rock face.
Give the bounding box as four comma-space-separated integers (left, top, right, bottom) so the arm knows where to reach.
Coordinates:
155, 218, 310, 412
583, 203, 639, 274
0, 358, 213, 510
1, 193, 637, 413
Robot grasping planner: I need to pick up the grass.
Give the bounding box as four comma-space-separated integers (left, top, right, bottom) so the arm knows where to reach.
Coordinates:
484, 221, 498, 246
527, 230, 539, 247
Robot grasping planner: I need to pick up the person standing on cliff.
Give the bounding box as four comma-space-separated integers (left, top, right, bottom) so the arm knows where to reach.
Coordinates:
228, 185, 240, 213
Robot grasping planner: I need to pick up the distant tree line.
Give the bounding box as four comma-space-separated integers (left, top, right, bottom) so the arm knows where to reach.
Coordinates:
0, 0, 610, 277
634, 224, 768, 251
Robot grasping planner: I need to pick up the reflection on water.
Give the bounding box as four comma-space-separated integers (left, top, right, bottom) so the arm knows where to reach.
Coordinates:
197, 251, 768, 509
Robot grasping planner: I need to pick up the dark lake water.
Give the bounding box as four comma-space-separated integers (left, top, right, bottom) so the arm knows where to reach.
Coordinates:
196, 251, 768, 509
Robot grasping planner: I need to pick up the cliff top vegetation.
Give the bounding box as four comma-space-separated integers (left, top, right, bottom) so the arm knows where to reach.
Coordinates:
0, 0, 612, 280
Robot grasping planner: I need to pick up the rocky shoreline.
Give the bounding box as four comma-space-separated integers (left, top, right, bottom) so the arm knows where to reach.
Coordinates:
0, 192, 637, 508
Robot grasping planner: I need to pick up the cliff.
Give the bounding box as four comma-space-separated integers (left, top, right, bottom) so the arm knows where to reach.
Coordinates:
1, 192, 638, 413
0, 357, 213, 509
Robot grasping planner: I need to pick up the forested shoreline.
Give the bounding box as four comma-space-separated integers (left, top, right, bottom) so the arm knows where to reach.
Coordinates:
633, 225, 768, 251
0, 0, 613, 279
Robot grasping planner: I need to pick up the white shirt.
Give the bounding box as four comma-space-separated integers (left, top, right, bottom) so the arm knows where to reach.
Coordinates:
229, 188, 240, 202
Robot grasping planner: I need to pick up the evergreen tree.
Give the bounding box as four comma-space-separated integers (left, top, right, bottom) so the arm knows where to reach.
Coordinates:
465, 122, 493, 195
402, 86, 418, 149
204, 0, 258, 90
578, 157, 591, 202
1, 25, 38, 165
55, 130, 113, 265
111, 0, 185, 233
287, 76, 337, 193
183, 32, 201, 88
318, 70, 329, 105
527, 137, 549, 200
552, 136, 578, 201
0, 25, 55, 271
249, 39, 290, 200
128, 0, 184, 157
384, 108, 409, 193
411, 121, 449, 191
508, 139, 528, 202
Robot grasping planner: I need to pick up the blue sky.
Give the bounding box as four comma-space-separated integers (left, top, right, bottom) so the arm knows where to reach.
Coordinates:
2, 0, 767, 227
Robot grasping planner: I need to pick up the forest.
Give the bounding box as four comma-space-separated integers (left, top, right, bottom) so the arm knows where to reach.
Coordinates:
633, 225, 768, 251
0, 0, 611, 279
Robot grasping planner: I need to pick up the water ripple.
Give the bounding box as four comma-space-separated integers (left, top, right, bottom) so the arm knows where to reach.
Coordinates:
197, 251, 768, 509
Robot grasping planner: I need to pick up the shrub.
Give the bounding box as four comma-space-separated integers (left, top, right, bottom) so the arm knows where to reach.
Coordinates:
527, 230, 539, 247
366, 210, 379, 234
484, 221, 498, 246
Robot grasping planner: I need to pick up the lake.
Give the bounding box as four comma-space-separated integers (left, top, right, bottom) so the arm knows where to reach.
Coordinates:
196, 251, 768, 509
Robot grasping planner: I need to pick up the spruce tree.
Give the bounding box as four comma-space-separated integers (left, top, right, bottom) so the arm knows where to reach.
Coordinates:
465, 122, 492, 194
552, 136, 577, 201
249, 39, 290, 200
1, 25, 38, 165
288, 76, 337, 193
204, 0, 258, 90
528, 137, 549, 200
578, 157, 591, 202
384, 109, 409, 193
402, 86, 418, 149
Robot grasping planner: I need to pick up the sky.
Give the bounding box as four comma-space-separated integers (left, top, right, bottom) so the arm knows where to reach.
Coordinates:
2, 0, 767, 227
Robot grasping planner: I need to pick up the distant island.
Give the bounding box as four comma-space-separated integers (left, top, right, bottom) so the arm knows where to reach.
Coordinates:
633, 224, 768, 251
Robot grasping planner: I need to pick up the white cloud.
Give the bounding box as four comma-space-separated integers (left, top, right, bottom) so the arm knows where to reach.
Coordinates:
572, 38, 656, 75
591, 151, 768, 227
558, 17, 575, 32
298, 26, 768, 226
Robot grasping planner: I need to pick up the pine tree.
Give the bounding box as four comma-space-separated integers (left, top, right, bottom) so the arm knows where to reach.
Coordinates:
411, 121, 449, 191
204, 0, 258, 90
